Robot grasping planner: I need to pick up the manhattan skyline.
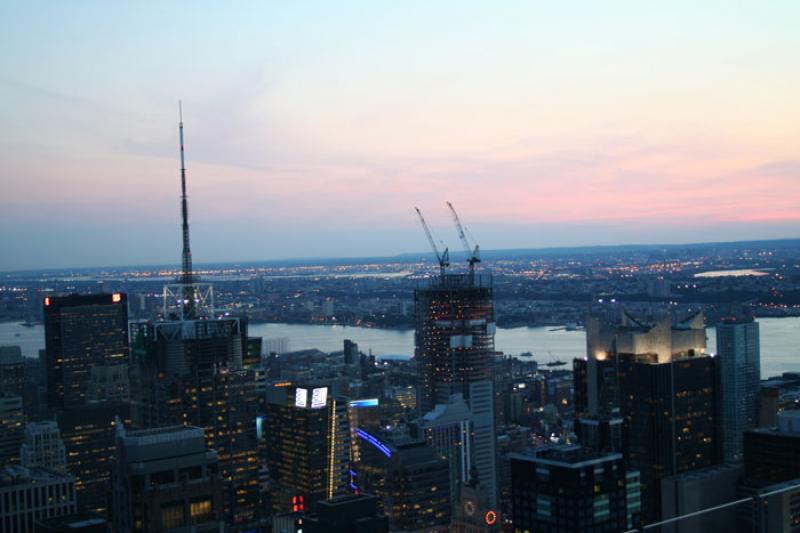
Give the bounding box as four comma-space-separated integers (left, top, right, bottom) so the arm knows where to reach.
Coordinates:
1, 1, 799, 271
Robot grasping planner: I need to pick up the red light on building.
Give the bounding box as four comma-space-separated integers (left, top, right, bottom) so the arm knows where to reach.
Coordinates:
292, 495, 305, 512
112, 293, 122, 303
44, 297, 51, 307
484, 510, 497, 526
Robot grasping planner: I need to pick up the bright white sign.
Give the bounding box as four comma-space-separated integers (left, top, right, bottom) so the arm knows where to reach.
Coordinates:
311, 387, 328, 409
295, 388, 308, 408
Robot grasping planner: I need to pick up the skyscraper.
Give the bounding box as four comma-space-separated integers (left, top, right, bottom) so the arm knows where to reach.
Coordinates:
129, 319, 260, 524
415, 273, 498, 506
128, 110, 261, 525
575, 310, 716, 523
409, 393, 473, 506
355, 430, 451, 532
43, 293, 129, 410
42, 292, 132, 515
264, 384, 350, 514
344, 339, 359, 365
716, 312, 760, 463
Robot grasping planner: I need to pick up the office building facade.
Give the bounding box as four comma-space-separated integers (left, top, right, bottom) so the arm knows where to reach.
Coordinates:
744, 410, 800, 483
264, 384, 351, 514
410, 393, 473, 505
43, 293, 129, 410
0, 465, 76, 533
0, 346, 25, 400
20, 421, 67, 472
111, 424, 223, 532
57, 403, 131, 514
716, 315, 760, 463
130, 317, 260, 525
575, 310, 717, 523
0, 394, 24, 466
510, 446, 641, 533
356, 431, 451, 532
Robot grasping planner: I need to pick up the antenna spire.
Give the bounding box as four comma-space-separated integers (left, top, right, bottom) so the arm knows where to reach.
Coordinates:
178, 101, 196, 317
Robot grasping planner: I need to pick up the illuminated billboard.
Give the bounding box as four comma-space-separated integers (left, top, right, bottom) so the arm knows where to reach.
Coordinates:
295, 388, 308, 408
348, 398, 379, 408
311, 387, 328, 409
295, 386, 328, 409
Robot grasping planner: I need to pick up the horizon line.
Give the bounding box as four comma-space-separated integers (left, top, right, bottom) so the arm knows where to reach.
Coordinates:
2, 236, 799, 276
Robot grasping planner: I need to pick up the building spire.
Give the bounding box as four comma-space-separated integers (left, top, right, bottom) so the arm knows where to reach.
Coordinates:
179, 101, 193, 286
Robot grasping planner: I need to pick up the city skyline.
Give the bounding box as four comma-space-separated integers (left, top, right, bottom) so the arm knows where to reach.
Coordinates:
2, 4, 800, 531
2, 1, 799, 270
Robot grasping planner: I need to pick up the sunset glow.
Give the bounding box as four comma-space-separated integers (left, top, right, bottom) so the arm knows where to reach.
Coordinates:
1, 1, 798, 270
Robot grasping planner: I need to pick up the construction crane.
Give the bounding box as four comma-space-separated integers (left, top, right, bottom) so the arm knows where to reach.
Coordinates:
446, 201, 480, 274
414, 207, 449, 277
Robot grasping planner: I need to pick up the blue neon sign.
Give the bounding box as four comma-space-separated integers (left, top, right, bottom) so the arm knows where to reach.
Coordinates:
356, 428, 393, 458
349, 398, 380, 408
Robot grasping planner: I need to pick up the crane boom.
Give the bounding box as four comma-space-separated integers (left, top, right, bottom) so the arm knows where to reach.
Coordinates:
446, 201, 480, 273
415, 207, 449, 276
446, 201, 471, 255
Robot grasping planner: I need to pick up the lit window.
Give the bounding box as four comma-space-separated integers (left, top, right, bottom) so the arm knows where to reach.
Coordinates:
190, 499, 213, 521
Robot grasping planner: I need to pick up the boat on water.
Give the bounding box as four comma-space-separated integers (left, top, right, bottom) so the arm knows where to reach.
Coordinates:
548, 322, 584, 332
544, 351, 567, 367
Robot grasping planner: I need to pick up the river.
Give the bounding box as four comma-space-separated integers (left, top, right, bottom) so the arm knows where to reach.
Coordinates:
1, 318, 797, 378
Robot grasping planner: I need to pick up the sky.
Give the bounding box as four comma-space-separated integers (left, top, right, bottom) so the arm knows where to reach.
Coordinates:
1, 1, 799, 271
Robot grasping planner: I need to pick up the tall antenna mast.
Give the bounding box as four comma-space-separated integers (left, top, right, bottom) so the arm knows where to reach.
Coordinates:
179, 101, 193, 286
177, 101, 198, 319
163, 102, 214, 321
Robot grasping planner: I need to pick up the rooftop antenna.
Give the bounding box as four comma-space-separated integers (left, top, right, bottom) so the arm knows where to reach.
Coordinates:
162, 102, 213, 321
179, 101, 193, 286
178, 101, 197, 319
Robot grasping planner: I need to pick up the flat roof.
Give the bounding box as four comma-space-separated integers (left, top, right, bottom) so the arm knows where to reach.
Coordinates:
511, 446, 623, 469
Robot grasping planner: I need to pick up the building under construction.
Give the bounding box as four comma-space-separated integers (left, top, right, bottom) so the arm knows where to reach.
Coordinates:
413, 203, 499, 509
415, 273, 495, 413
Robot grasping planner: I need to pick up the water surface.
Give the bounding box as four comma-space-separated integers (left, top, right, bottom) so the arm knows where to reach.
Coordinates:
2, 317, 796, 378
